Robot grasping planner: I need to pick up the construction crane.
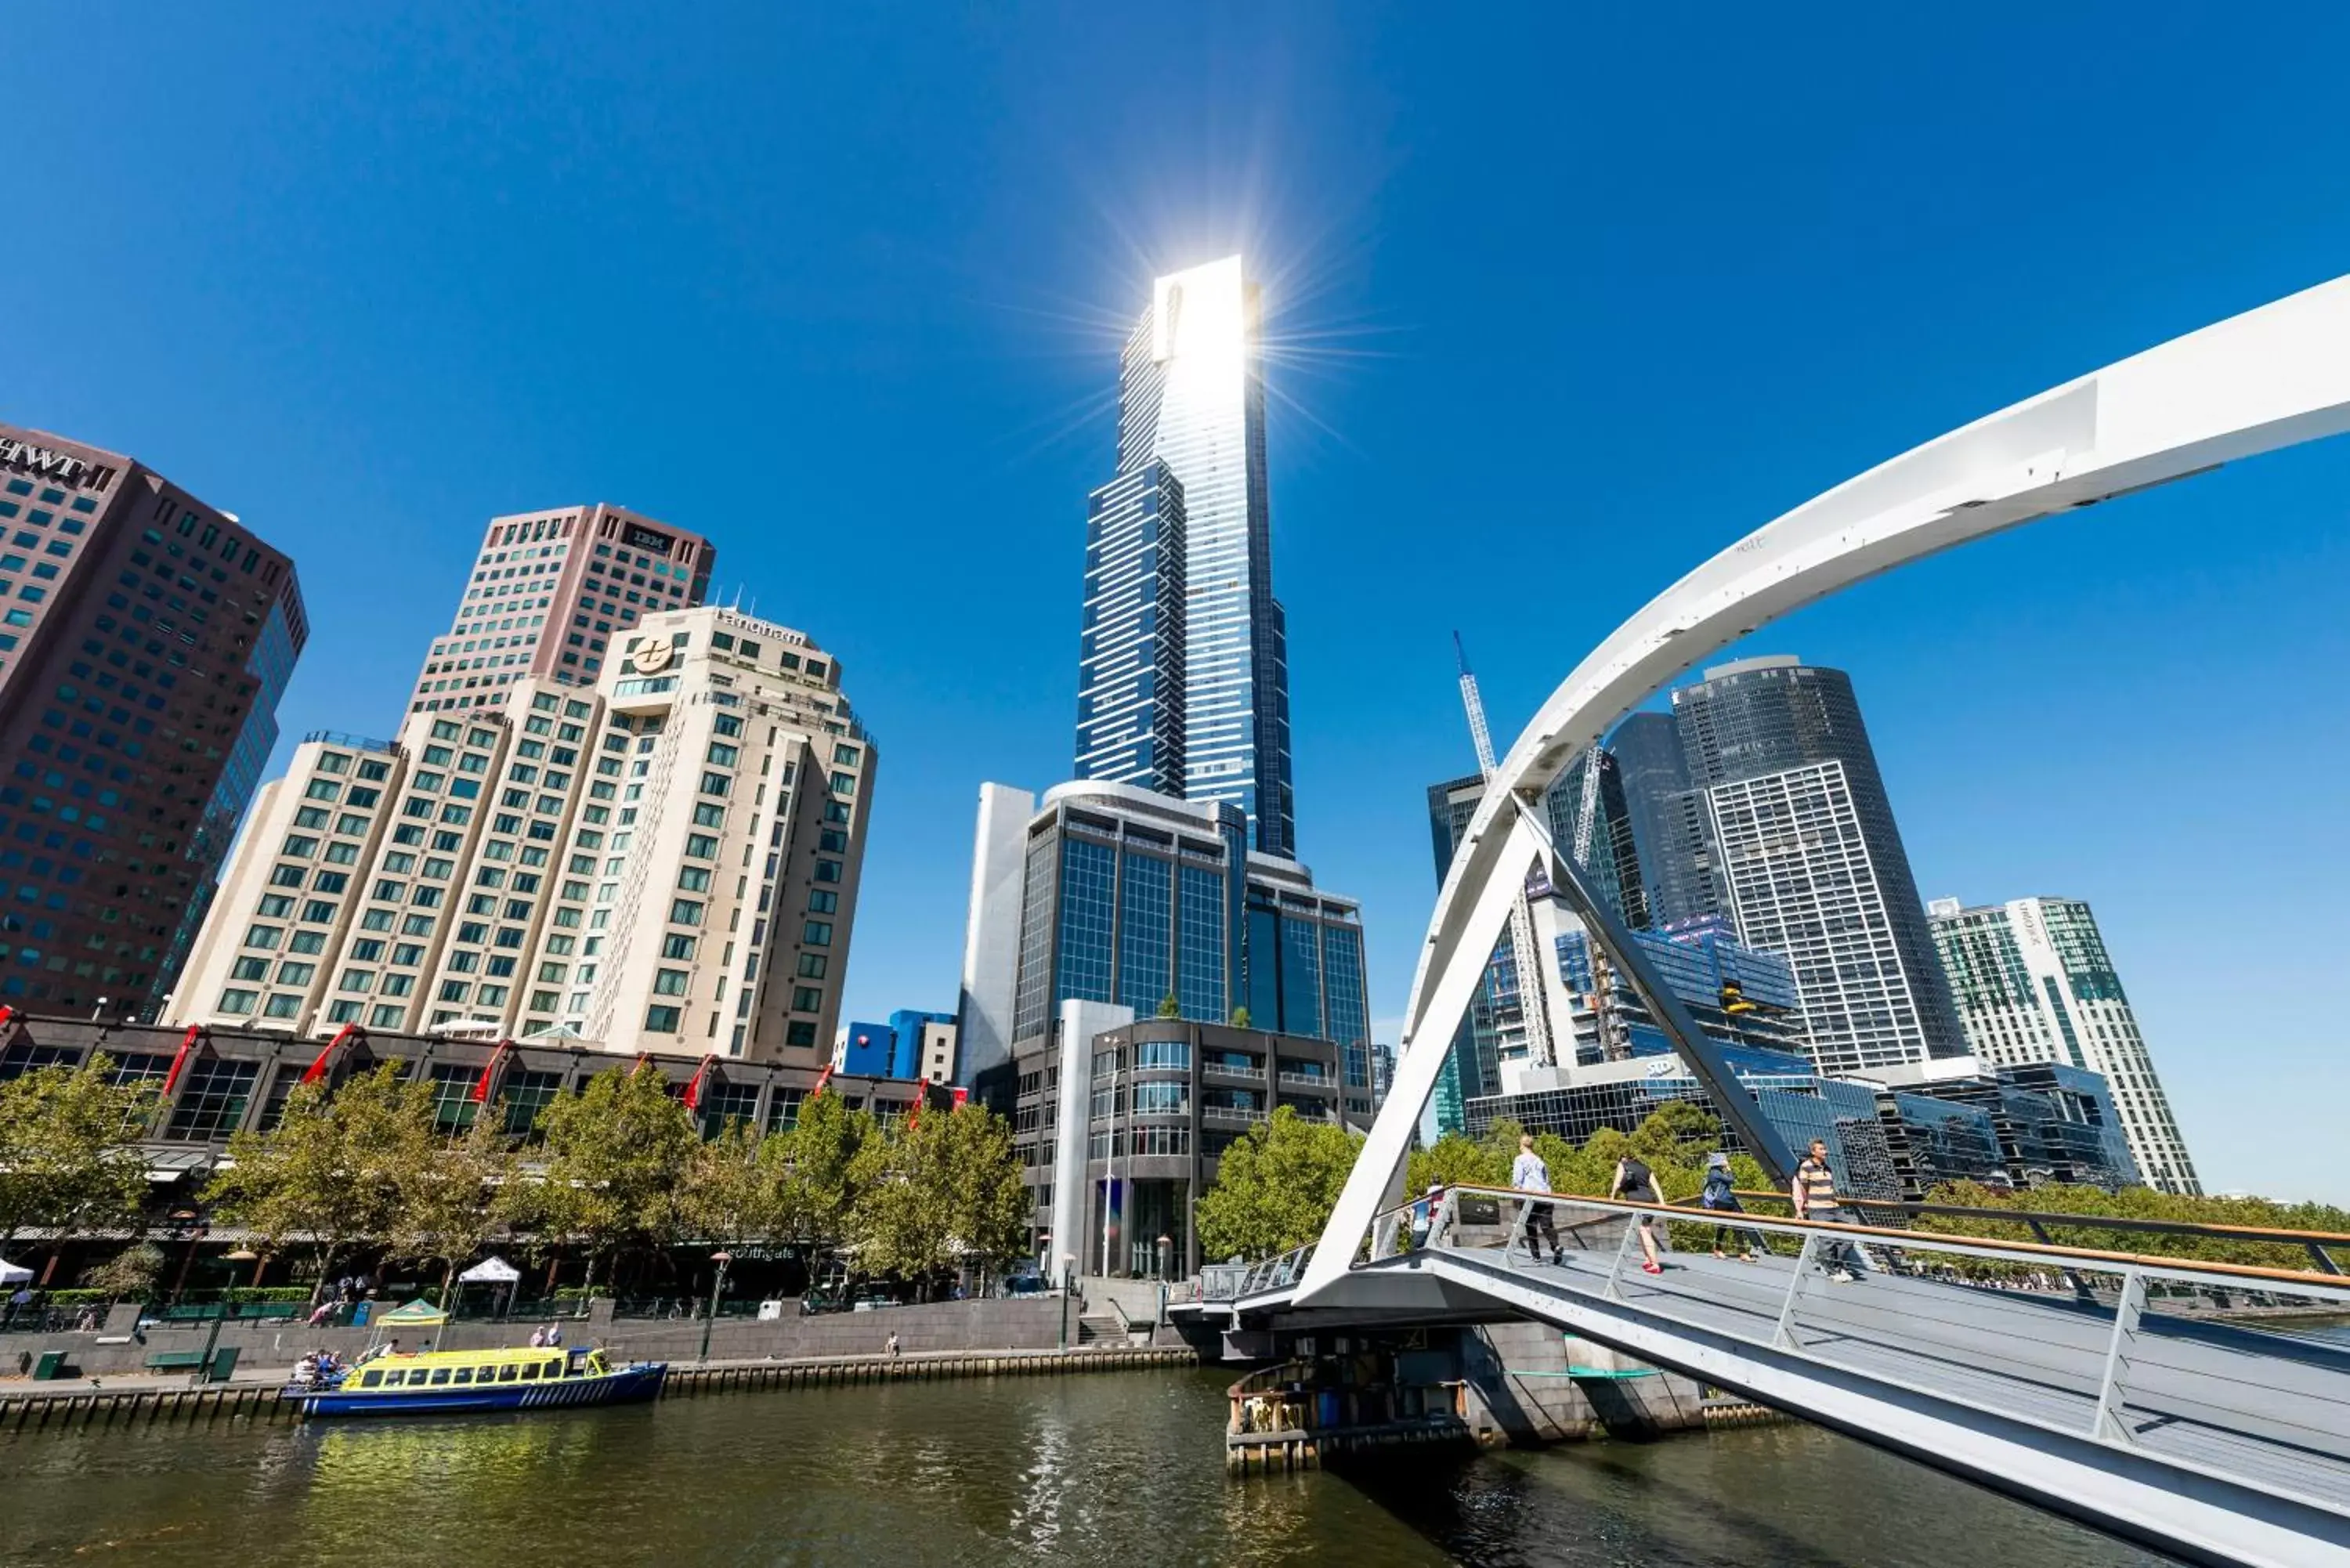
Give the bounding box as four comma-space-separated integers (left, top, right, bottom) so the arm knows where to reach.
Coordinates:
1453, 634, 1556, 1070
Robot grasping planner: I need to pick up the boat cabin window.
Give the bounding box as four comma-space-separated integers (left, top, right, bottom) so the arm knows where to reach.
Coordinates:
521, 1363, 540, 1381
360, 1371, 382, 1389
430, 1368, 452, 1386
453, 1368, 474, 1385
407, 1369, 430, 1386
497, 1364, 519, 1382
546, 1359, 564, 1378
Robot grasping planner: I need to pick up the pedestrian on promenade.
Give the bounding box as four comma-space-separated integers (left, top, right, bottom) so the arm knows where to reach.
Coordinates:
1792, 1139, 1862, 1282
1512, 1135, 1565, 1266
528, 1324, 547, 1348
1410, 1184, 1441, 1252
1610, 1153, 1667, 1275
886, 1330, 901, 1359
1699, 1152, 1761, 1261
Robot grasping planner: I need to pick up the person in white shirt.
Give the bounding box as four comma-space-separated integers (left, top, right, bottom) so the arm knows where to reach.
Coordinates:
1511, 1134, 1564, 1265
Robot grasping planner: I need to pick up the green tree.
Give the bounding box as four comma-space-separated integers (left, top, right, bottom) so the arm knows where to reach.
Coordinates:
0, 1053, 160, 1261
1197, 1106, 1362, 1262
82, 1241, 165, 1302
512, 1067, 698, 1289
848, 1104, 1031, 1292
679, 1116, 784, 1250
1406, 1131, 1509, 1194
1229, 1007, 1252, 1029
206, 1064, 434, 1288
392, 1104, 521, 1306
1156, 995, 1181, 1019
776, 1087, 877, 1247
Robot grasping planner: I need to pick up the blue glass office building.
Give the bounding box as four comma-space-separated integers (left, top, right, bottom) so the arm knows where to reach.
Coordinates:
996, 782, 1371, 1117
1099, 258, 1295, 858
1075, 461, 1186, 796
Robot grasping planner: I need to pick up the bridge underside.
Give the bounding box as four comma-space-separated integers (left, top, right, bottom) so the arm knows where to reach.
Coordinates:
1205, 1244, 2350, 1568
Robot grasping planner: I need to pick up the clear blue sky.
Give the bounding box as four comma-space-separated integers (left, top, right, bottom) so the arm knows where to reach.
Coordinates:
10, 4, 2348, 1199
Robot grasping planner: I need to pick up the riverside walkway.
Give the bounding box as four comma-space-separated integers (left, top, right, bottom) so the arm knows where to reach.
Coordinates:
1182, 1189, 2350, 1568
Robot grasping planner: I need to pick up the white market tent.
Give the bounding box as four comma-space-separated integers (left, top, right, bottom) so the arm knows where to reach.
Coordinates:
0, 1257, 32, 1286
458, 1257, 521, 1284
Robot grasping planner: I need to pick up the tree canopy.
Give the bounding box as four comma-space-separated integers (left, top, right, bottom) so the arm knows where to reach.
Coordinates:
0, 1053, 158, 1255
1197, 1106, 1361, 1262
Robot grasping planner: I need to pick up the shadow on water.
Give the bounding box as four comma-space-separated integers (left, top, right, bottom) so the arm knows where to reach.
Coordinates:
1329, 1422, 2178, 1568
0, 1369, 2174, 1568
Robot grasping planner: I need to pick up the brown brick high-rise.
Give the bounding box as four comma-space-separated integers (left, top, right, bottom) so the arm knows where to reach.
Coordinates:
0, 425, 306, 1017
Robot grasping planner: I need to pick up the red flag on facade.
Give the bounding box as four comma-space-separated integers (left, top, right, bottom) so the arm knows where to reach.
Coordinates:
627, 1053, 652, 1079
301, 1023, 361, 1086
682, 1054, 718, 1111
468, 1039, 514, 1104
951, 1086, 969, 1110
161, 1025, 206, 1096
809, 1062, 834, 1100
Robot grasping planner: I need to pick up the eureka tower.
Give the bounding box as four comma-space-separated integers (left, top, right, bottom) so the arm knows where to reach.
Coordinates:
1075, 255, 1296, 857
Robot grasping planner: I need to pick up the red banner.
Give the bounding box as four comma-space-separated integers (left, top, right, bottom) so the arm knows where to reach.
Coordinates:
161, 1025, 205, 1097
301, 1022, 360, 1086
468, 1039, 514, 1104
682, 1054, 718, 1111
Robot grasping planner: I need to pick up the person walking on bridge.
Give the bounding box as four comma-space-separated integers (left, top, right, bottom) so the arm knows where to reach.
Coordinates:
1511, 1135, 1565, 1266
1611, 1152, 1667, 1275
1793, 1139, 1861, 1282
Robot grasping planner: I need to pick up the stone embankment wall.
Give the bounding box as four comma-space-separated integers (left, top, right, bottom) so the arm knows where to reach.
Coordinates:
1, 1296, 1071, 1382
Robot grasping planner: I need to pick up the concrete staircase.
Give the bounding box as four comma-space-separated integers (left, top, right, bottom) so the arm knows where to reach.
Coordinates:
1076, 1312, 1126, 1346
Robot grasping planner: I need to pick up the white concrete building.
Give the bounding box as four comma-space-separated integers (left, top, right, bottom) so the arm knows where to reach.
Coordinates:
1928, 895, 2200, 1194
166, 608, 873, 1066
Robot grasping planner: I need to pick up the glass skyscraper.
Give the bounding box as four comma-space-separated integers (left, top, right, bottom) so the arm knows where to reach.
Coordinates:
1075, 461, 1187, 795
1671, 656, 1967, 1075
1928, 894, 2199, 1194
1083, 256, 1296, 858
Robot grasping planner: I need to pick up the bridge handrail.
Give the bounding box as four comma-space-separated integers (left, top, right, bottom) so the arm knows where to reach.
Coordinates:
1723, 1188, 2348, 1275
1350, 1183, 2350, 1303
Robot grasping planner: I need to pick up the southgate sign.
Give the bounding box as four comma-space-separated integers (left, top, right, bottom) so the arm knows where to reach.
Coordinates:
0, 438, 88, 486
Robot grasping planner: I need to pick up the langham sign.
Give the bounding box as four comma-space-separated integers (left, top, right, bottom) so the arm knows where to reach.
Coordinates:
0, 438, 88, 486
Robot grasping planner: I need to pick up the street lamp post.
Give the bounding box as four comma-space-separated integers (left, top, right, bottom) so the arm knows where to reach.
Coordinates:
698, 1251, 732, 1364
197, 1246, 259, 1386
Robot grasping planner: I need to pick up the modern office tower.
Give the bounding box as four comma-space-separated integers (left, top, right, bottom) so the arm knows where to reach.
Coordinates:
1422, 757, 1648, 1128
1075, 461, 1187, 795
170, 606, 873, 1064
1672, 656, 1966, 1075
1425, 773, 1515, 1131
1094, 256, 1296, 857
1611, 711, 1719, 927
0, 425, 306, 1017
1551, 913, 1808, 1066
1927, 895, 2200, 1194
956, 779, 1371, 1111
1544, 746, 1647, 928
403, 504, 714, 717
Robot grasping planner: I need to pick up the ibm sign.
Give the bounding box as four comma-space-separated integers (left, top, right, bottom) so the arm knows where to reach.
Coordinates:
0, 438, 88, 487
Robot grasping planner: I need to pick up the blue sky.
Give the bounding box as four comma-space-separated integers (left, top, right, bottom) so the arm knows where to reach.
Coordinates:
9, 4, 2347, 1199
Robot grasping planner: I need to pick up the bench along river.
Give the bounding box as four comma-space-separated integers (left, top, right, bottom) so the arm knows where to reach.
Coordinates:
1, 1366, 2173, 1566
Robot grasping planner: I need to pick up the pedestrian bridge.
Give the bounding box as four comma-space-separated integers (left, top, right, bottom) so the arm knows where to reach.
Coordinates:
1180, 1188, 2350, 1568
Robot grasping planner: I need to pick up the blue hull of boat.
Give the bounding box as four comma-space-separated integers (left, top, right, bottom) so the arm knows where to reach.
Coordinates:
290, 1363, 667, 1418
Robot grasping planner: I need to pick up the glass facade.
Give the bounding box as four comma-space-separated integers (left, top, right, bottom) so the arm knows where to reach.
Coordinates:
1074, 461, 1187, 795
1005, 787, 1365, 1055
1108, 258, 1294, 856
1672, 658, 1967, 1071
1929, 896, 2197, 1195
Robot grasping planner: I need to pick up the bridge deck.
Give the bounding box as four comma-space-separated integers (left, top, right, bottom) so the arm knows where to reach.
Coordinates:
1404, 1241, 2350, 1512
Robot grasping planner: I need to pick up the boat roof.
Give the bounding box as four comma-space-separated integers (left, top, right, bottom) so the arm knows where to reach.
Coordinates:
369, 1344, 592, 1367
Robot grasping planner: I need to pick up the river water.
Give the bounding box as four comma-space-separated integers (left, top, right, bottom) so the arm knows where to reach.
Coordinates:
0, 1369, 2168, 1568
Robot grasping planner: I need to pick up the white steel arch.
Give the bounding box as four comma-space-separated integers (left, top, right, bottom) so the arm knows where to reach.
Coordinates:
1300, 271, 2350, 1302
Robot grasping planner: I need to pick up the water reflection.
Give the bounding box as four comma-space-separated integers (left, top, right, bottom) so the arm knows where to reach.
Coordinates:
0, 1371, 2165, 1567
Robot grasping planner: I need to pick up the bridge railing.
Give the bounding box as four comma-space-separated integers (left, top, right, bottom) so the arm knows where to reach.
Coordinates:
1347, 1183, 2350, 1488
